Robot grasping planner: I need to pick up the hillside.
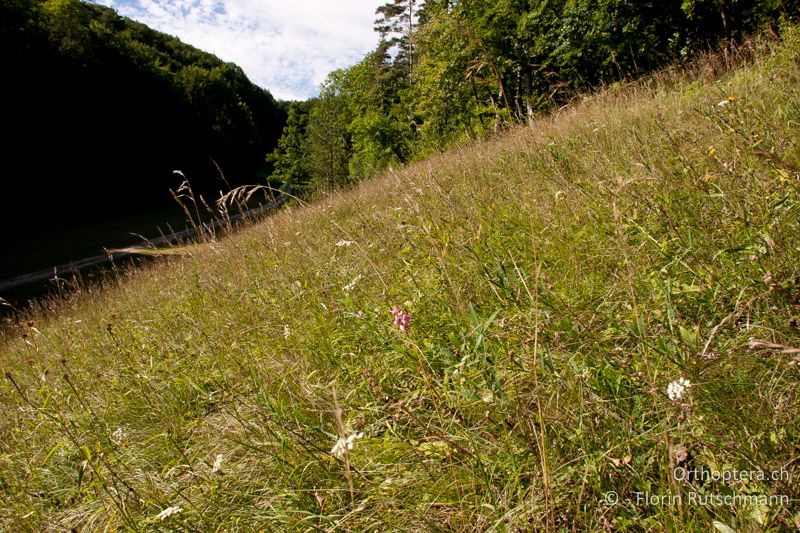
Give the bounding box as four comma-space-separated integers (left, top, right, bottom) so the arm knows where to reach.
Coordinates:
0, 0, 285, 256
1, 27, 800, 531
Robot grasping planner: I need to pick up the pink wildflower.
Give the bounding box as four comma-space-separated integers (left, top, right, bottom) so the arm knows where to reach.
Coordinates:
391, 307, 411, 332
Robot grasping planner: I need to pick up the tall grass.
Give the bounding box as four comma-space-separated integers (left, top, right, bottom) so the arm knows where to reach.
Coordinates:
1, 27, 800, 531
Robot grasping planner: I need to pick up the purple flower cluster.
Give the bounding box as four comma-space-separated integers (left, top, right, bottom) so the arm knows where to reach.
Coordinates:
391, 307, 411, 332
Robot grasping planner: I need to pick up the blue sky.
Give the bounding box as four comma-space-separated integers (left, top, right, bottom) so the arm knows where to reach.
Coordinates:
88, 0, 381, 101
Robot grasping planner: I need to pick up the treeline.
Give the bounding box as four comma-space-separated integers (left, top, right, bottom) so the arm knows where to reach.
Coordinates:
271, 0, 797, 198
0, 0, 286, 236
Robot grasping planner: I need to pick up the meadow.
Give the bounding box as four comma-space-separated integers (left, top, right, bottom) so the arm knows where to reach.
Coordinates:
1, 27, 799, 531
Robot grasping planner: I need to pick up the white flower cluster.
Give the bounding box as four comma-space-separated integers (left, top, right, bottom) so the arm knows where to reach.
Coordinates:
452, 354, 469, 376
111, 427, 125, 445
335, 240, 355, 248
212, 453, 224, 473
330, 432, 364, 459
667, 377, 691, 401
343, 275, 362, 292
155, 506, 183, 521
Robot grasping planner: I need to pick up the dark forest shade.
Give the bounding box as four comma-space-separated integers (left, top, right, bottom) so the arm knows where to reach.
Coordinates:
0, 0, 287, 239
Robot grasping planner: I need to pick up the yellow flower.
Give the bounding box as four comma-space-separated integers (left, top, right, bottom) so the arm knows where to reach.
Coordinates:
708, 146, 716, 156
702, 174, 713, 182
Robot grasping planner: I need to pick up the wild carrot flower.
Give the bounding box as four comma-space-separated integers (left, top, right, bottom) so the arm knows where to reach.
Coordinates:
155, 506, 183, 520
391, 307, 411, 332
667, 377, 691, 401
331, 432, 364, 459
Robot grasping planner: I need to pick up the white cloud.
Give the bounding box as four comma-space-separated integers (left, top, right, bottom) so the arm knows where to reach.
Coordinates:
89, 0, 380, 100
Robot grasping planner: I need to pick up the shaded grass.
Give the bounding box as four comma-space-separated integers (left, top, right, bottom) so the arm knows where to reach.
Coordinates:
1, 28, 800, 531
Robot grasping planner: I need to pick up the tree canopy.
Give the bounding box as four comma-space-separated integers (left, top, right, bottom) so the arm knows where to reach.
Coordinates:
268, 0, 798, 199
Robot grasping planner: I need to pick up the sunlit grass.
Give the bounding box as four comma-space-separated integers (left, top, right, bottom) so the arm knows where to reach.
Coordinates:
1, 28, 800, 531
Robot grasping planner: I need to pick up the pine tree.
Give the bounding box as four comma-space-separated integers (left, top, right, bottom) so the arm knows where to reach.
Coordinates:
374, 0, 417, 71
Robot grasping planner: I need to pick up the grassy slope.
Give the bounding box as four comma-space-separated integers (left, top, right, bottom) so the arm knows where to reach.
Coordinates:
2, 29, 800, 531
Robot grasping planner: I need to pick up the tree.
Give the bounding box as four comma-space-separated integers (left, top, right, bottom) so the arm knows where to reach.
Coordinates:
268, 103, 311, 195
375, 0, 418, 73
304, 74, 352, 194
411, 7, 487, 148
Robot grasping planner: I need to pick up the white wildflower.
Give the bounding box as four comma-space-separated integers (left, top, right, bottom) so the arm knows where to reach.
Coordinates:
343, 275, 362, 292
283, 324, 291, 339
717, 99, 730, 107
667, 377, 691, 401
330, 432, 364, 459
212, 453, 224, 473
111, 427, 125, 445
155, 506, 183, 520
452, 354, 469, 376
335, 240, 355, 248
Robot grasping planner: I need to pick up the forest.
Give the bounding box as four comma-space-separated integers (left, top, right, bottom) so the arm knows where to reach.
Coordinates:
270, 0, 799, 197
0, 0, 286, 242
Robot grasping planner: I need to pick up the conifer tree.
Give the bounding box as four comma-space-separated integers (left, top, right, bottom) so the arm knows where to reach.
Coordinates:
374, 0, 418, 71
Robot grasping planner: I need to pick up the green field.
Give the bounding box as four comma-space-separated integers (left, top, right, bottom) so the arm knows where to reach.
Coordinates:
1, 29, 799, 531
